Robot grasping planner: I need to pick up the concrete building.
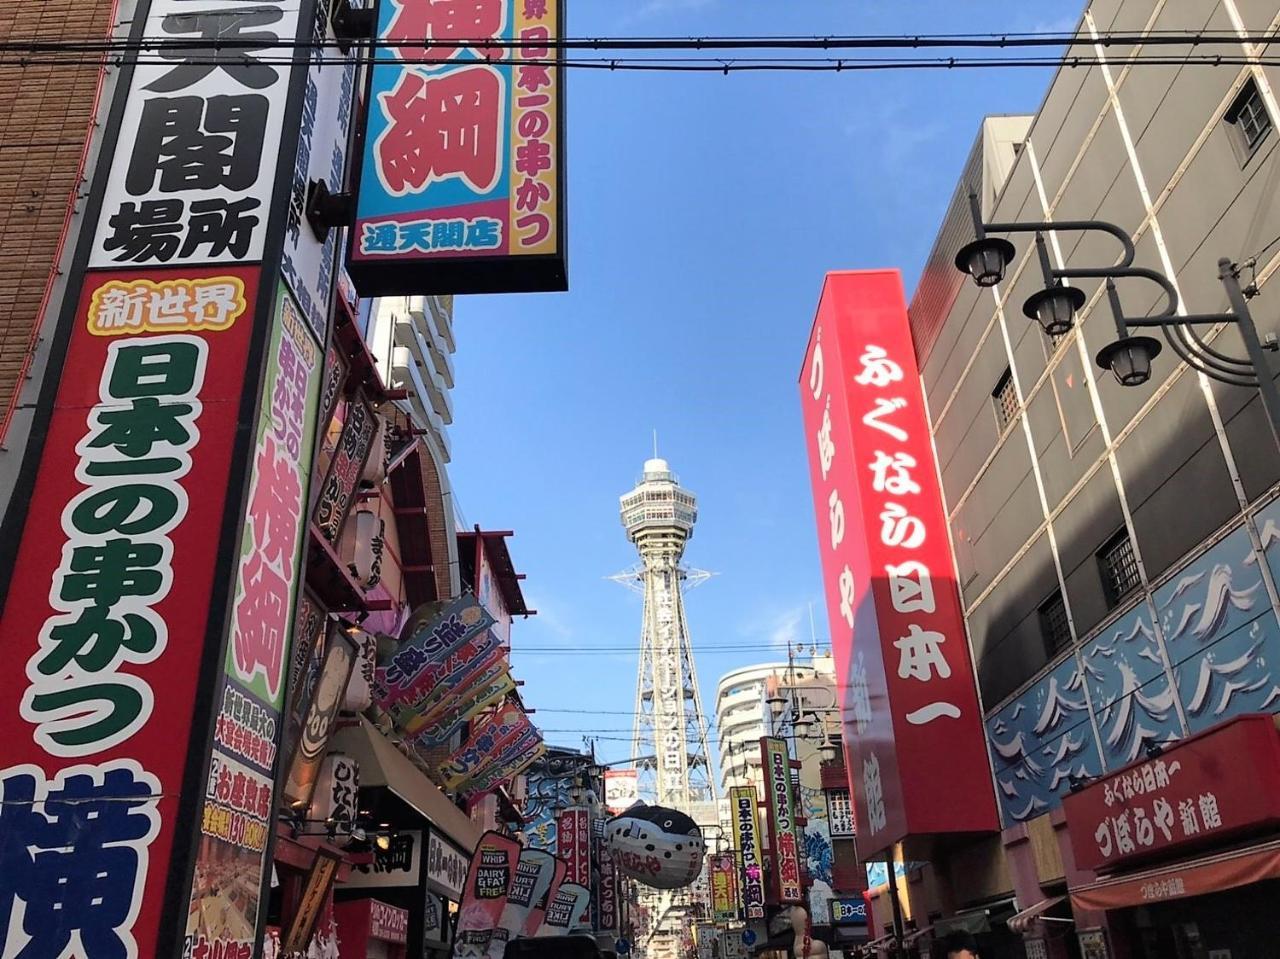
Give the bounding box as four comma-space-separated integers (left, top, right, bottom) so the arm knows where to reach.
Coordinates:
902, 2, 1280, 956
714, 662, 792, 796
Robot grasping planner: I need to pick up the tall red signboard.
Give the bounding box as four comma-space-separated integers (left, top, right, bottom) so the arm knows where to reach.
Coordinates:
799, 270, 997, 860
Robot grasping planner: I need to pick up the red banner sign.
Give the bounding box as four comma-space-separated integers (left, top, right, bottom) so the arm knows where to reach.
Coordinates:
0, 265, 258, 958
800, 270, 997, 859
558, 807, 591, 886
1064, 714, 1280, 873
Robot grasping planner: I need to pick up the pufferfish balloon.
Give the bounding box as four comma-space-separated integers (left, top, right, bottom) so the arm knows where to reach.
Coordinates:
605, 803, 706, 890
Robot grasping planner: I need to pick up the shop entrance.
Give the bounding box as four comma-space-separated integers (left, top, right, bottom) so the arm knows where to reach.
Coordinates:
1120, 878, 1280, 959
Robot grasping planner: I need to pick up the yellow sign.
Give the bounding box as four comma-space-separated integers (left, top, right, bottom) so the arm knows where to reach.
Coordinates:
87, 275, 247, 335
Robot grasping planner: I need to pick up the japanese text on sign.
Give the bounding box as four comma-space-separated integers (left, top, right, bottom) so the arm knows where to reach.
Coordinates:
91, 0, 301, 268
733, 786, 765, 919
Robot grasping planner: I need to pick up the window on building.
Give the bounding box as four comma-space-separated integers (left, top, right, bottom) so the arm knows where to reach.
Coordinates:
992, 367, 1018, 431
1226, 78, 1272, 162
1098, 528, 1141, 607
1039, 590, 1072, 658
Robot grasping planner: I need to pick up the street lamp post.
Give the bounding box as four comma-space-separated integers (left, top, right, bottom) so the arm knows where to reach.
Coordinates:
955, 191, 1280, 451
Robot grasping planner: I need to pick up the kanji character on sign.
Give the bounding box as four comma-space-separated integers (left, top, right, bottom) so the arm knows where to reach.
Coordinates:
518, 65, 552, 93
868, 450, 920, 496
879, 502, 926, 548
885, 560, 935, 614
59, 539, 165, 609
84, 397, 194, 476
128, 95, 269, 195
863, 753, 886, 834
1199, 792, 1222, 830
248, 438, 302, 574
147, 6, 283, 91
1179, 798, 1199, 835
854, 344, 904, 388
0, 763, 159, 959
182, 197, 261, 259
377, 66, 504, 195
386, 0, 507, 63
233, 552, 289, 696
894, 625, 951, 682
103, 200, 185, 263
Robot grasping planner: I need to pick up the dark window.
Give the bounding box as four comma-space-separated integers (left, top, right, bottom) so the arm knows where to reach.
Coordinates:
1226, 79, 1272, 161
1098, 528, 1141, 607
1039, 590, 1072, 658
992, 367, 1018, 431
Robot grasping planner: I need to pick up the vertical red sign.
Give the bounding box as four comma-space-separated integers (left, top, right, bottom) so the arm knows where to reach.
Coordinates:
799, 270, 997, 860
558, 807, 591, 886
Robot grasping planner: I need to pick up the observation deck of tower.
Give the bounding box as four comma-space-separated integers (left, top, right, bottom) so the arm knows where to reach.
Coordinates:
619, 457, 716, 812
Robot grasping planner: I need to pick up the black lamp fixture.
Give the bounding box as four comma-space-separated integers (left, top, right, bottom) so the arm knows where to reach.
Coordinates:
955, 189, 1280, 450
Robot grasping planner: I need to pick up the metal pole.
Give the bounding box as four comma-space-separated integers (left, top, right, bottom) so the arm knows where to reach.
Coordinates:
1219, 257, 1280, 453
885, 855, 906, 959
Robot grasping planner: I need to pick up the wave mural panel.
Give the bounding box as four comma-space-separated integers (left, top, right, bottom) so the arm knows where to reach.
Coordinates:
986, 656, 1104, 826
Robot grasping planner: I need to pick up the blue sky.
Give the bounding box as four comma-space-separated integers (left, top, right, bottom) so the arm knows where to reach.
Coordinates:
447, 0, 1082, 772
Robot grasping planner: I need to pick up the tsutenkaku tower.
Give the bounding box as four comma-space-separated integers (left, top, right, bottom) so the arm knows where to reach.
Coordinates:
616, 456, 717, 811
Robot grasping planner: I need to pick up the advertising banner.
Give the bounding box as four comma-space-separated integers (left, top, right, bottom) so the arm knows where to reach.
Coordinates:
605, 768, 639, 814
188, 282, 324, 955
762, 737, 802, 903
348, 0, 567, 295
489, 847, 557, 959
415, 664, 516, 746
454, 831, 521, 959
826, 787, 855, 839
0, 261, 262, 955
711, 853, 739, 921
313, 396, 378, 543
281, 624, 359, 808
732, 785, 766, 919
282, 849, 343, 954
375, 594, 495, 710
464, 736, 545, 797
523, 856, 568, 936
1063, 714, 1280, 872
799, 270, 997, 860
558, 807, 592, 885
438, 703, 534, 790
539, 883, 591, 936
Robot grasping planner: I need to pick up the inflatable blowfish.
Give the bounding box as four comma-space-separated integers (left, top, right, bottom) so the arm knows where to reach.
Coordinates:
604, 803, 705, 890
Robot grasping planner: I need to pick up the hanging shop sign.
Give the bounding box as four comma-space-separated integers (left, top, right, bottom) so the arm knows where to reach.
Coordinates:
455, 831, 521, 959
711, 853, 740, 921
829, 897, 868, 927
558, 807, 592, 886
596, 840, 619, 934
313, 395, 378, 543
490, 847, 558, 959
382, 626, 504, 734
348, 829, 423, 889
825, 787, 855, 839
424, 891, 450, 945
311, 752, 360, 834
732, 785, 766, 919
375, 593, 495, 709
438, 703, 535, 790
343, 627, 378, 713
348, 0, 567, 295
282, 849, 344, 954
1063, 714, 1280, 872
415, 664, 517, 747
462, 733, 545, 797
799, 270, 998, 861
281, 623, 359, 809
318, 346, 348, 439
428, 829, 472, 900
284, 593, 330, 761
762, 737, 802, 903
606, 768, 640, 814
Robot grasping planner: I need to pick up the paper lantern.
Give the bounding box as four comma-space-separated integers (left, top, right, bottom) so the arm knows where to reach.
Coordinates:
605, 804, 705, 890
343, 629, 377, 713
362, 414, 391, 485
310, 752, 359, 847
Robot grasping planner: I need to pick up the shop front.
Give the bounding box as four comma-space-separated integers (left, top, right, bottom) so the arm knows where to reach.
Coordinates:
1061, 714, 1280, 959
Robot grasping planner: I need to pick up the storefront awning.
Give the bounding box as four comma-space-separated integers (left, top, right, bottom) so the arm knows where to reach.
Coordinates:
331, 716, 480, 852
1070, 837, 1280, 912
1007, 895, 1067, 933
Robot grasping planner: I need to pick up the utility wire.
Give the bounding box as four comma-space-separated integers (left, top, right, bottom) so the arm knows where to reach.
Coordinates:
6, 28, 1280, 55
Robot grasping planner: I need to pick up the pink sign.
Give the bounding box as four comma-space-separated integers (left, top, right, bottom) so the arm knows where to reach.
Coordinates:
799, 270, 997, 860
558, 807, 591, 886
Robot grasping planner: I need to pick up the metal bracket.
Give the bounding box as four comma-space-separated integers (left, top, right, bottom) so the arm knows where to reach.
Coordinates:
305, 179, 355, 241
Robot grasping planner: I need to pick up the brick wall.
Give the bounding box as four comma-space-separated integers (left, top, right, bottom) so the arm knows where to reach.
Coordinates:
0, 1, 115, 436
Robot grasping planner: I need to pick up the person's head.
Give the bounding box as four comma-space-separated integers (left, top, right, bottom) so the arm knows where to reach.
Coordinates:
942, 931, 980, 959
